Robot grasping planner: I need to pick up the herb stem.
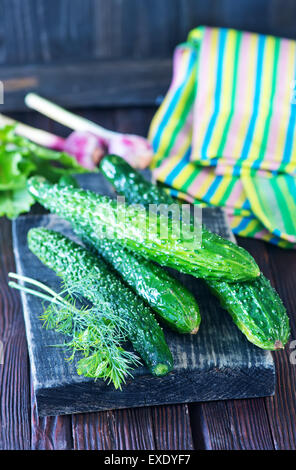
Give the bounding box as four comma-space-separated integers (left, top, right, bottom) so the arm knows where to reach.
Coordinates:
8, 272, 69, 307
8, 281, 64, 306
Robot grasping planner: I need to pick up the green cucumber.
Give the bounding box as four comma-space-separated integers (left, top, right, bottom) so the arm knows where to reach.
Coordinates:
28, 177, 260, 282
75, 226, 201, 334
28, 228, 174, 376
100, 153, 177, 206
207, 276, 290, 350
99, 154, 290, 350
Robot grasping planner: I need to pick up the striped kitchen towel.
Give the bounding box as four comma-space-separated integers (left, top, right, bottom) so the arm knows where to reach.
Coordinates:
149, 26, 296, 248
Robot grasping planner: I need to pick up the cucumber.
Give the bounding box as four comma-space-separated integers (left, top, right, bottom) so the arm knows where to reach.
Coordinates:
28, 177, 260, 282
100, 154, 177, 206
28, 228, 174, 376
75, 225, 201, 334
207, 276, 290, 350
99, 154, 290, 350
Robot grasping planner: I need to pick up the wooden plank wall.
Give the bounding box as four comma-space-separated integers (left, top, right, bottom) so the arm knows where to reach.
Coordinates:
0, 0, 296, 110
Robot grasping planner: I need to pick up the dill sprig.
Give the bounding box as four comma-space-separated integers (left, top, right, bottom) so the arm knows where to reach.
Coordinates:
8, 272, 141, 389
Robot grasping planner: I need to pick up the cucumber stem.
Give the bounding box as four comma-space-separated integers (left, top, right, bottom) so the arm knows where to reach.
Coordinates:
153, 363, 170, 376
8, 281, 63, 306
8, 272, 78, 312
190, 326, 199, 334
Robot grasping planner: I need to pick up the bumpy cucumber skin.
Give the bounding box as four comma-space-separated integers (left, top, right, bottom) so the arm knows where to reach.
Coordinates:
100, 154, 177, 206
99, 155, 290, 350
31, 170, 201, 333
207, 276, 290, 350
75, 225, 201, 334
101, 155, 262, 283
28, 177, 259, 282
28, 228, 174, 376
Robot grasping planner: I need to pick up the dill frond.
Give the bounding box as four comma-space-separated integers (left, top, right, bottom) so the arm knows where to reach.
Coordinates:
9, 273, 141, 389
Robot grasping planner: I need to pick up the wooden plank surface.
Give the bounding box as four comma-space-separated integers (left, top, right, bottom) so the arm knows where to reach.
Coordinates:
2, 0, 296, 111
0, 107, 296, 449
0, 218, 31, 450
2, 0, 296, 67
0, 59, 172, 111
263, 243, 296, 450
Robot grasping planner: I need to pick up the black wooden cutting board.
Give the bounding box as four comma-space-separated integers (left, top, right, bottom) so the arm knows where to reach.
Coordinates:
12, 173, 275, 417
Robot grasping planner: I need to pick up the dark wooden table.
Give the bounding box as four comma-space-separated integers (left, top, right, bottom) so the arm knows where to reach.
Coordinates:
1, 107, 296, 450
